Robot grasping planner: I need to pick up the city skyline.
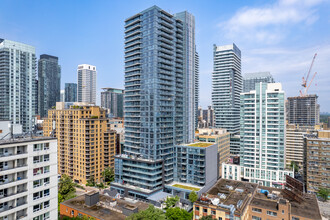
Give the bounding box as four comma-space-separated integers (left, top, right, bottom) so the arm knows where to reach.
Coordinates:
1, 0, 329, 111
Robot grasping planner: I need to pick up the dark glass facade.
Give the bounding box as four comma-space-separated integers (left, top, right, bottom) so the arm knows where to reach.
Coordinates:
65, 83, 77, 102
38, 54, 61, 117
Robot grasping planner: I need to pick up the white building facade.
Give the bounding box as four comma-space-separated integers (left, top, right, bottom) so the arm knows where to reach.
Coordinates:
0, 137, 58, 220
0, 39, 37, 132
77, 64, 96, 104
236, 83, 293, 187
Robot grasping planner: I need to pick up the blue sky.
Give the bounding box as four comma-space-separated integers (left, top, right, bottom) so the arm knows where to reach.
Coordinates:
1, 0, 330, 111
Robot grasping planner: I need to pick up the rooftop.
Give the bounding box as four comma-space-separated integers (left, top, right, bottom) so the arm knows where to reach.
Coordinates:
167, 182, 202, 192
0, 136, 56, 146
195, 179, 321, 219
187, 142, 214, 148
244, 71, 272, 79
61, 194, 149, 220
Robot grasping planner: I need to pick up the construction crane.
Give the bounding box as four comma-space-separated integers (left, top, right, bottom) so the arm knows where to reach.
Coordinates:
300, 53, 317, 96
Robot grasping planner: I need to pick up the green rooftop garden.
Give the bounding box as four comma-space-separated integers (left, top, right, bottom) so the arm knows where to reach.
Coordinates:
188, 142, 213, 147
172, 184, 200, 191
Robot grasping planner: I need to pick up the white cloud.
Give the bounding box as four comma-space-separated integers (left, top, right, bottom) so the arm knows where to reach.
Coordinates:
242, 44, 330, 111
221, 0, 325, 43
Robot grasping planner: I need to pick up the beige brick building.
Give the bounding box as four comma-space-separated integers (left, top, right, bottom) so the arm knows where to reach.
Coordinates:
304, 130, 330, 193
196, 128, 230, 178
43, 102, 116, 184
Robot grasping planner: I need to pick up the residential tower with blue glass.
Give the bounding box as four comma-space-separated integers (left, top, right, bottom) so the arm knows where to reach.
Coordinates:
111, 6, 200, 199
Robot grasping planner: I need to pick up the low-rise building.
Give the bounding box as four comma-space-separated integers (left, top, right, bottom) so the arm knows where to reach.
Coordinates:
193, 178, 322, 220
165, 142, 218, 200
222, 162, 293, 187
112, 139, 222, 200
60, 191, 149, 220
196, 128, 230, 177
0, 136, 58, 220
304, 130, 330, 193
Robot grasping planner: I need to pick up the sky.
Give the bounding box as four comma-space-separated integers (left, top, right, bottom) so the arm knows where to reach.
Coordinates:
1, 0, 330, 111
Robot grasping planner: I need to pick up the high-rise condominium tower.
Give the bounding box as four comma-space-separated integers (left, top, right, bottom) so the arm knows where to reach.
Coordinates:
239, 83, 292, 186
38, 54, 61, 118
194, 51, 199, 128
77, 64, 96, 103
101, 88, 124, 118
0, 39, 37, 132
64, 83, 77, 102
243, 72, 274, 93
212, 44, 242, 134
287, 95, 320, 126
112, 6, 198, 197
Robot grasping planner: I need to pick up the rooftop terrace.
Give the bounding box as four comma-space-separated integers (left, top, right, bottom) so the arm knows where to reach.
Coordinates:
187, 142, 214, 148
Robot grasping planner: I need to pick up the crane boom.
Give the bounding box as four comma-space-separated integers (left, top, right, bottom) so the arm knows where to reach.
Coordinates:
302, 53, 317, 88
305, 72, 317, 95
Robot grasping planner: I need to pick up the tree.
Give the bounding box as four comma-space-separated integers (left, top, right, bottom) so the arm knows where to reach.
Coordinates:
86, 176, 96, 186
59, 174, 76, 196
58, 175, 77, 217
164, 196, 180, 210
127, 205, 166, 220
200, 215, 213, 220
189, 191, 198, 203
102, 167, 115, 184
317, 187, 330, 201
290, 161, 299, 173
165, 207, 192, 220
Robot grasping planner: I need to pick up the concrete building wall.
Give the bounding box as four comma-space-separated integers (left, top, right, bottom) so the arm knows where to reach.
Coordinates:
0, 138, 58, 220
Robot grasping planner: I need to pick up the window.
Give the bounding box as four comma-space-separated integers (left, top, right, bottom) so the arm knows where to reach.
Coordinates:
71, 210, 74, 216
211, 210, 216, 215
219, 218, 222, 220
195, 206, 199, 211
44, 154, 50, 161
252, 208, 262, 213
33, 204, 42, 212
203, 208, 207, 213
44, 201, 50, 208
195, 216, 199, 220
44, 177, 50, 185
44, 212, 50, 220
44, 189, 50, 197
292, 217, 300, 220
252, 216, 261, 220
282, 210, 284, 214
267, 211, 277, 216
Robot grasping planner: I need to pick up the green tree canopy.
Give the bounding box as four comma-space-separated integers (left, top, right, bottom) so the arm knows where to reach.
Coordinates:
290, 161, 299, 173
59, 174, 76, 196
127, 205, 166, 220
86, 176, 96, 186
164, 196, 180, 210
165, 207, 192, 220
317, 187, 330, 201
189, 191, 198, 203
200, 215, 213, 220
102, 167, 115, 183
